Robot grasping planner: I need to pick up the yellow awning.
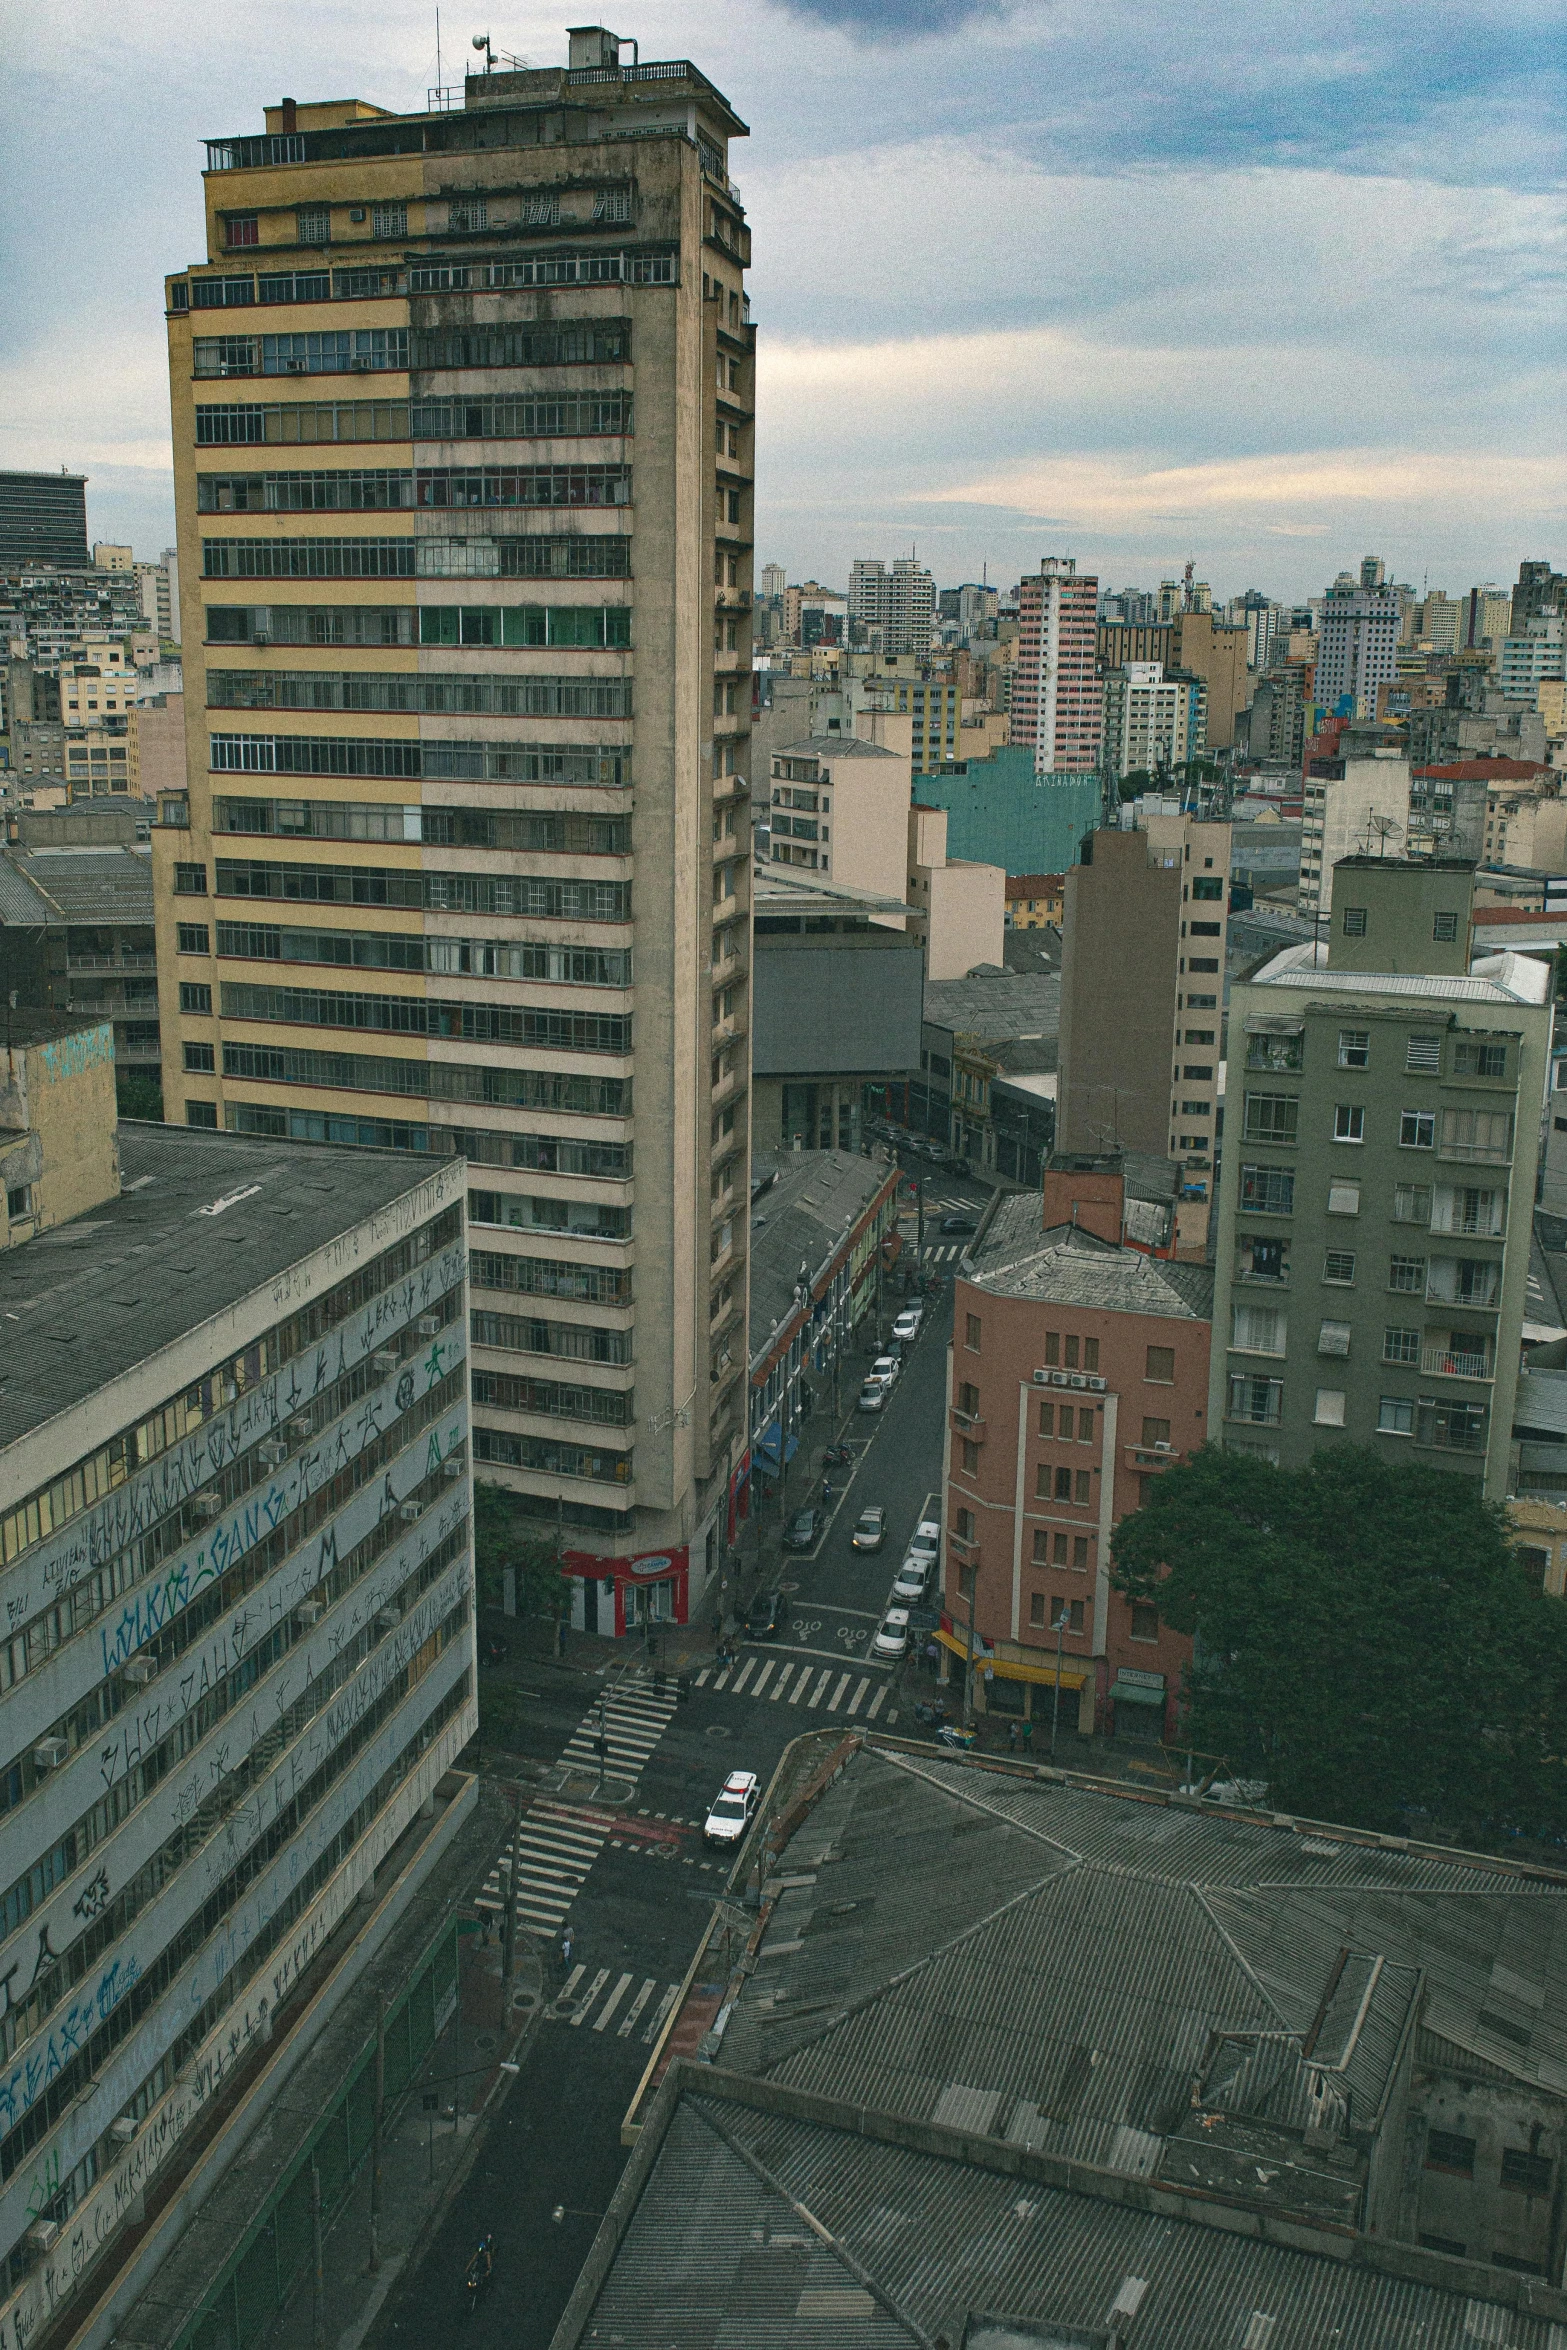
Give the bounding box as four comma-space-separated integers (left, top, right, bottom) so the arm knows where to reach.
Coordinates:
934, 1626, 1087, 1690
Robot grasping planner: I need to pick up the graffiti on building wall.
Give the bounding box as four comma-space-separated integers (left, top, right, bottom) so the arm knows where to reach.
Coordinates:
34, 1026, 113, 1089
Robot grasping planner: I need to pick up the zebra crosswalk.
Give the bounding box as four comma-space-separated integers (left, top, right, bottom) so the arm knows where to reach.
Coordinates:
477, 1670, 679, 1926
557, 1965, 683, 2042
693, 1654, 891, 1719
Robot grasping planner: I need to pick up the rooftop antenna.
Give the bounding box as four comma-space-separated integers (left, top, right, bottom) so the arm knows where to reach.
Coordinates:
472, 30, 493, 71
436, 6, 441, 87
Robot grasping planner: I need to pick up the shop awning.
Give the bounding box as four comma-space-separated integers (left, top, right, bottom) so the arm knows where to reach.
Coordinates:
753, 1421, 799, 1468
934, 1626, 1086, 1690
1109, 1677, 1166, 1706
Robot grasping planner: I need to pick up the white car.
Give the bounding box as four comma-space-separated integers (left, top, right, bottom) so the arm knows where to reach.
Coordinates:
871, 1355, 900, 1389
892, 1555, 932, 1604
907, 1520, 940, 1564
857, 1381, 886, 1413
872, 1608, 911, 1660
703, 1769, 761, 1847
891, 1309, 922, 1344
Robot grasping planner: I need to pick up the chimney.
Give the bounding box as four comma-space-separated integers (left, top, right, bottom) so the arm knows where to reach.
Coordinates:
280, 97, 298, 131
1041, 1155, 1124, 1245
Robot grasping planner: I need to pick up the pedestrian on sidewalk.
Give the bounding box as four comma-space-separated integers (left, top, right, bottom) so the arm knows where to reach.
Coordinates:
559, 1922, 574, 1975
1007, 1721, 1019, 1753
1022, 1718, 1034, 1755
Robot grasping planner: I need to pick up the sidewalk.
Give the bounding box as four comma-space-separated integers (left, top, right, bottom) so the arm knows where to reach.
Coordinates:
265, 1898, 546, 2350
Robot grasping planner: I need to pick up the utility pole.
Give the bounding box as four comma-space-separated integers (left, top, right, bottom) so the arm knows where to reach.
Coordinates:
368, 1990, 386, 2273
1050, 1607, 1068, 1758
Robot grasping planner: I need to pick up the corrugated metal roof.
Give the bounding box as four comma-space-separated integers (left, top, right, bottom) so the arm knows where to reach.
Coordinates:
11, 846, 153, 923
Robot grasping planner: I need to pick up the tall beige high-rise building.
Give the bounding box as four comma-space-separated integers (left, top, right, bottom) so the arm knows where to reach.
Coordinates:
153, 25, 754, 1631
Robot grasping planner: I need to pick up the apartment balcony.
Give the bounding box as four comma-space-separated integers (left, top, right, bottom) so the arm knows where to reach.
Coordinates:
710, 948, 745, 991
711, 1064, 743, 1110
68, 950, 157, 972
951, 1409, 986, 1443
1420, 1344, 1494, 1381
1437, 1140, 1513, 1167
715, 588, 752, 612
1126, 1442, 1181, 1472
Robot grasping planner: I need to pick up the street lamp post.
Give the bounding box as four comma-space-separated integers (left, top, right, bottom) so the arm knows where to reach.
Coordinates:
1050, 1607, 1068, 1759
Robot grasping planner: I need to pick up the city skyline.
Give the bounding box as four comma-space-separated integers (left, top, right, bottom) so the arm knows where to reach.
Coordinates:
4, 0, 1559, 597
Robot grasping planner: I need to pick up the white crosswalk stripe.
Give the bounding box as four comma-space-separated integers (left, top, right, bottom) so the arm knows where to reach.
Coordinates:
556, 1969, 682, 2035
617, 1977, 658, 2039
592, 1971, 635, 2033
641, 1982, 681, 2045
570, 1967, 611, 2027
477, 1670, 679, 1921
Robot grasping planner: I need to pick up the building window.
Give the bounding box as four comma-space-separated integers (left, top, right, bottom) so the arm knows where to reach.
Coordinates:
1399, 1110, 1435, 1149
1029, 1592, 1046, 1627
1327, 1182, 1360, 1217
1232, 1303, 1285, 1356
1424, 2131, 1476, 2178
448, 197, 488, 234
1240, 1164, 1294, 1216
1049, 1465, 1071, 1500
956, 1563, 976, 1600
1050, 1597, 1085, 1633
1043, 1333, 1059, 1365
1244, 1094, 1298, 1143
1377, 1395, 1414, 1436
961, 1439, 980, 1474
1246, 1030, 1302, 1072
1406, 1034, 1442, 1075
1393, 1183, 1431, 1224
183, 1041, 216, 1074
186, 1100, 218, 1129
1417, 1396, 1486, 1452
1333, 1104, 1364, 1143
1455, 1040, 1506, 1078
174, 862, 208, 895
372, 201, 407, 239
1500, 2148, 1553, 2195
1383, 1327, 1421, 1364
1031, 1530, 1051, 1565
1037, 1402, 1054, 1435
6, 1185, 31, 1221
179, 981, 213, 1014
965, 1313, 982, 1352
1130, 1602, 1159, 1643
1432, 911, 1458, 943
1322, 1251, 1355, 1285
1227, 1376, 1282, 1425
176, 923, 210, 954
1341, 906, 1367, 936
1073, 1534, 1089, 1568
1077, 1409, 1095, 1443
1314, 1389, 1346, 1426
957, 1381, 980, 1417
1338, 1029, 1370, 1069
1074, 1469, 1092, 1504
297, 205, 331, 245
954, 1507, 975, 1542
1141, 1417, 1171, 1447
1388, 1254, 1424, 1291
226, 215, 259, 248
1146, 1346, 1175, 1383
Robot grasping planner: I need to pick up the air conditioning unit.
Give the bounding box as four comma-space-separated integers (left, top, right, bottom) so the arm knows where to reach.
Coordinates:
373, 1349, 400, 1374
288, 1415, 312, 1438
1031, 1368, 1050, 1386
443, 1459, 464, 1480
1069, 1374, 1088, 1389
1087, 1376, 1107, 1392
26, 2222, 58, 2256
1154, 1439, 1173, 1454
258, 1439, 288, 1468
123, 1657, 157, 1686
191, 1491, 222, 1521
1051, 1371, 1070, 1388
32, 1738, 69, 1773
418, 1313, 441, 1336
376, 1607, 402, 1633
110, 2116, 138, 2147
296, 1599, 323, 1627
399, 1500, 421, 1522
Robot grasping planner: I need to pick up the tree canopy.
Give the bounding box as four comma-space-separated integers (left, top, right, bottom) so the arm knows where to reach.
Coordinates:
1112, 1444, 1567, 1842
473, 1481, 568, 1621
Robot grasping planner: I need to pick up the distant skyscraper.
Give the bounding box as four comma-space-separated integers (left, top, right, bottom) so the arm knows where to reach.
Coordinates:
849, 555, 935, 656
0, 470, 89, 567
1011, 557, 1101, 778
1317, 584, 1402, 717
1359, 554, 1387, 589
760, 561, 786, 602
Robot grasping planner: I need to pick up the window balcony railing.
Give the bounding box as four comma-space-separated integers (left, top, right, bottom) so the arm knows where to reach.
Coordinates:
1421, 1345, 1493, 1381
951, 1410, 986, 1442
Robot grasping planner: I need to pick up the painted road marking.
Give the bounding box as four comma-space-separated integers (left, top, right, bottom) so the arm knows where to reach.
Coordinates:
570, 1967, 610, 2027
593, 1972, 634, 2033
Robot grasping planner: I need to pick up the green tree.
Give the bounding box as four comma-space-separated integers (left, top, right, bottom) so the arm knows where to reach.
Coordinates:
116, 1072, 163, 1123
1112, 1445, 1567, 1840
473, 1480, 567, 1622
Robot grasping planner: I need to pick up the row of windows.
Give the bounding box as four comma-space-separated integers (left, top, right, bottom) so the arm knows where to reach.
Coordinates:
216, 1040, 627, 1117
469, 1369, 631, 1425
471, 1312, 630, 1365
1246, 1026, 1507, 1079
1237, 1238, 1500, 1302
213, 858, 628, 922
1238, 1169, 1505, 1233
1243, 1094, 1513, 1159
192, 318, 630, 381
209, 921, 630, 987
223, 1100, 617, 1167
207, 733, 631, 781
218, 982, 633, 1055
1227, 1379, 1485, 1448
468, 1190, 628, 1239
212, 799, 629, 847
471, 1426, 631, 1484
202, 534, 631, 581
198, 466, 632, 512
208, 671, 633, 718
204, 603, 630, 648
469, 1249, 630, 1306
1231, 1304, 1491, 1376
194, 393, 634, 446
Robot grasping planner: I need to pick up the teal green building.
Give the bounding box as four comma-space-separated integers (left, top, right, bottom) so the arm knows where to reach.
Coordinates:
912, 748, 1102, 876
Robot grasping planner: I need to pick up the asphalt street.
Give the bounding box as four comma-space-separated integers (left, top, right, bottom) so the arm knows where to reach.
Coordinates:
371, 1171, 978, 2350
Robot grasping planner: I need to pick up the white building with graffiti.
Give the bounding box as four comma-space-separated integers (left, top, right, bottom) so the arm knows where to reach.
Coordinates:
0, 1114, 474, 2338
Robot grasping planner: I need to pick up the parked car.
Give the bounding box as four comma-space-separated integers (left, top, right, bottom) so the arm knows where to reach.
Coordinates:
907, 1519, 941, 1563
784, 1506, 823, 1551
745, 1588, 787, 1638
850, 1506, 887, 1553
857, 1381, 886, 1414
892, 1554, 932, 1603
871, 1355, 900, 1388
703, 1769, 761, 1847
891, 1309, 922, 1344
940, 1213, 978, 1237
872, 1608, 911, 1660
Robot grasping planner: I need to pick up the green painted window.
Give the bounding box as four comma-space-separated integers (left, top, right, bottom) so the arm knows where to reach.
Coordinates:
418, 604, 631, 647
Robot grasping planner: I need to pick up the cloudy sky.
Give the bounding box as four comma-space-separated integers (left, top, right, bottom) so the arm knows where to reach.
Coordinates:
3, 0, 1562, 601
